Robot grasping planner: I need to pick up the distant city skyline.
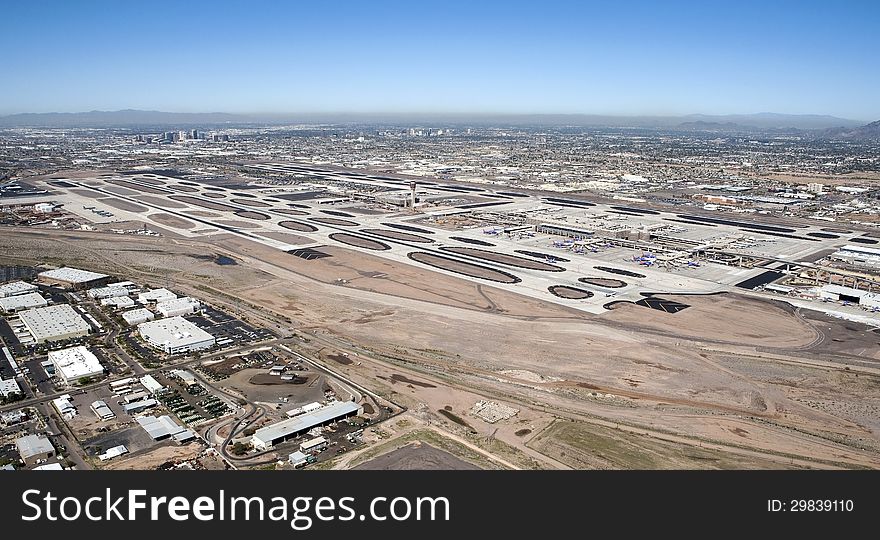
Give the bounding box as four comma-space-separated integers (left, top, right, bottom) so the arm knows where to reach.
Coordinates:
2, 0, 879, 120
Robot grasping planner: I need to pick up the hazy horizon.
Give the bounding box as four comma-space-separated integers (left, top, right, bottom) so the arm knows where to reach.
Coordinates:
2, 1, 879, 120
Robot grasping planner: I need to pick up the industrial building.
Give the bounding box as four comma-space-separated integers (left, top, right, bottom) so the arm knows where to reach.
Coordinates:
15, 434, 55, 466
139, 374, 165, 394
52, 394, 77, 419
0, 280, 38, 298
137, 316, 215, 354
135, 415, 195, 442
252, 401, 362, 450
122, 307, 155, 326
18, 304, 90, 343
288, 451, 309, 468
99, 445, 128, 461
49, 346, 105, 384
101, 296, 135, 309
87, 284, 130, 300
0, 292, 48, 313
156, 297, 200, 317
33, 463, 65, 470
90, 400, 115, 420
37, 267, 110, 289
819, 284, 880, 309
0, 378, 22, 398
137, 288, 177, 304
300, 436, 328, 453
171, 369, 198, 387
124, 399, 158, 414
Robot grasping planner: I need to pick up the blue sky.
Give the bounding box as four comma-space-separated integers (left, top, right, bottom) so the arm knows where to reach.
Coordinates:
1, 0, 878, 120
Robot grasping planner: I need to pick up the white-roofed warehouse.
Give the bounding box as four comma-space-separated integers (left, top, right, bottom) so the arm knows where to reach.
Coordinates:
18, 304, 90, 343
0, 292, 47, 313
37, 267, 109, 289
0, 280, 38, 298
49, 345, 105, 384
137, 316, 215, 354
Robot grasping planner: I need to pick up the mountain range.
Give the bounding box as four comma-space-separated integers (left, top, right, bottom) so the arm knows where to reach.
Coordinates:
0, 109, 875, 137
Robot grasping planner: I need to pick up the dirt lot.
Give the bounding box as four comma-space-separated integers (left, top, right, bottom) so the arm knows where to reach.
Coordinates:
106, 442, 204, 470
279, 220, 318, 232
234, 210, 270, 220
601, 293, 818, 347
549, 285, 593, 299
150, 213, 196, 229
529, 420, 803, 469
353, 442, 482, 470
219, 368, 327, 404
329, 233, 390, 251
408, 252, 520, 283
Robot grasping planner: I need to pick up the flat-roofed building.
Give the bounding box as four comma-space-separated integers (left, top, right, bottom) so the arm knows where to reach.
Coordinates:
37, 267, 110, 289
137, 316, 215, 355
15, 434, 55, 466
137, 288, 177, 304
299, 436, 328, 453
156, 297, 200, 317
0, 378, 22, 398
101, 296, 135, 309
33, 463, 64, 470
139, 374, 165, 394
0, 280, 38, 298
52, 394, 77, 419
252, 401, 362, 450
0, 292, 47, 313
49, 346, 104, 384
288, 451, 309, 468
99, 445, 128, 461
18, 304, 90, 343
122, 308, 154, 326
87, 285, 129, 300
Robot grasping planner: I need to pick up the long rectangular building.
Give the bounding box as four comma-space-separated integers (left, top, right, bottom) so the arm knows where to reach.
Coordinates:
37, 267, 110, 289
18, 304, 90, 343
0, 281, 38, 298
0, 292, 47, 313
252, 401, 362, 450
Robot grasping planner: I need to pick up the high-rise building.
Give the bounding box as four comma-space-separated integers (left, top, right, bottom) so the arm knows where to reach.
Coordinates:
190, 129, 198, 139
